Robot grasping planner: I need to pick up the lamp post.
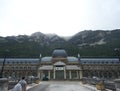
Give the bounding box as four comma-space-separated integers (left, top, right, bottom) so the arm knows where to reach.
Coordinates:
0, 50, 9, 78
114, 48, 120, 62
78, 53, 83, 79
39, 53, 42, 66
78, 53, 82, 67
78, 53, 83, 69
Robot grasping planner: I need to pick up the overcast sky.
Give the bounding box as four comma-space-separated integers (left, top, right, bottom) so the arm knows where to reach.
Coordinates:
0, 0, 120, 37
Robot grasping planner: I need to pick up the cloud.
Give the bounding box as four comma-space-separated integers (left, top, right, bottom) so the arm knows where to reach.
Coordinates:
0, 0, 120, 36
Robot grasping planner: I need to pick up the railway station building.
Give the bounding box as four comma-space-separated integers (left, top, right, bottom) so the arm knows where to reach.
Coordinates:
0, 49, 120, 80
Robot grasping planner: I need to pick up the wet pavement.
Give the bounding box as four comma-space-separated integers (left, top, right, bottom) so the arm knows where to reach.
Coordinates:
27, 81, 97, 91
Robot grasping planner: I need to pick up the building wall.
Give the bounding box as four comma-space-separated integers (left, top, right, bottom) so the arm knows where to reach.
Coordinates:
82, 64, 120, 79
0, 62, 38, 79
0, 59, 120, 80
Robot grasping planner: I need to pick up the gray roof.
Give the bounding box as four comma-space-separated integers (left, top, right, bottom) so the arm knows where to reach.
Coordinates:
67, 57, 78, 62
0, 58, 39, 64
0, 58, 119, 64
52, 49, 67, 58
41, 56, 78, 62
41, 57, 52, 62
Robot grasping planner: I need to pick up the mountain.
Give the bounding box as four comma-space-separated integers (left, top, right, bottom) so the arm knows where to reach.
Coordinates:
30, 32, 66, 45
0, 30, 120, 58
69, 29, 120, 46
69, 29, 120, 57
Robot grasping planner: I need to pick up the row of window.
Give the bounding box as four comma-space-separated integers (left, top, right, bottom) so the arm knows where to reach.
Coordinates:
0, 61, 39, 64
82, 61, 120, 64
83, 66, 120, 70
0, 66, 37, 70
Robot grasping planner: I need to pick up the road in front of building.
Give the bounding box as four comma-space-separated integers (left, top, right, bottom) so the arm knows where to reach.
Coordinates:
27, 81, 97, 91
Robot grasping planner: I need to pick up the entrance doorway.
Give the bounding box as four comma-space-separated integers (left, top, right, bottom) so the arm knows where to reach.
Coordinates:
56, 70, 64, 80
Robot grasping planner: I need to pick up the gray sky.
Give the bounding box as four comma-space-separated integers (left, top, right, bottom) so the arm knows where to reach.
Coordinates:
0, 0, 120, 37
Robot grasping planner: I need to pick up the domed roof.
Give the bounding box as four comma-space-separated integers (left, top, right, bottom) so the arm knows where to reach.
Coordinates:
52, 49, 67, 58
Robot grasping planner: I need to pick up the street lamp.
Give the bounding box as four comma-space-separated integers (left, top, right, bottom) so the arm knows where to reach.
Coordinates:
114, 48, 120, 62
0, 50, 9, 78
78, 53, 83, 78
78, 53, 83, 69
39, 53, 42, 66
39, 54, 42, 62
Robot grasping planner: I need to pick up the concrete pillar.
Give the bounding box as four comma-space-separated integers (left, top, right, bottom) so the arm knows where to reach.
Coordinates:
76, 71, 79, 79
101, 72, 104, 78
16, 72, 18, 78
106, 72, 109, 78
41, 71, 43, 80
69, 71, 72, 79
114, 79, 120, 91
64, 67, 66, 79
38, 71, 40, 79
97, 71, 100, 78
0, 78, 8, 91
53, 67, 56, 79
117, 71, 120, 78
48, 71, 50, 79
64, 71, 66, 80
79, 70, 83, 79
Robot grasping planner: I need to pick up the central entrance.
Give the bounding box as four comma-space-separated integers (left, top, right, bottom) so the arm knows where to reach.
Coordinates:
54, 65, 65, 80
53, 61, 66, 80
56, 70, 64, 80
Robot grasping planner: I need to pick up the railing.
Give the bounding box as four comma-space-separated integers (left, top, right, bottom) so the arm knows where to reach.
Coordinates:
104, 82, 116, 91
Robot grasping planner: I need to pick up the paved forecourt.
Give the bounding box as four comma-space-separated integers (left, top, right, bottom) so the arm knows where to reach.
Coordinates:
27, 81, 101, 91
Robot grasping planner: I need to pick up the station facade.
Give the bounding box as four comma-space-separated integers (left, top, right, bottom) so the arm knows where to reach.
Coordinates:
0, 49, 120, 80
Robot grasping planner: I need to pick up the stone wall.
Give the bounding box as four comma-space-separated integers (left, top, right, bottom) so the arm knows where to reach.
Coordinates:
0, 78, 8, 91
